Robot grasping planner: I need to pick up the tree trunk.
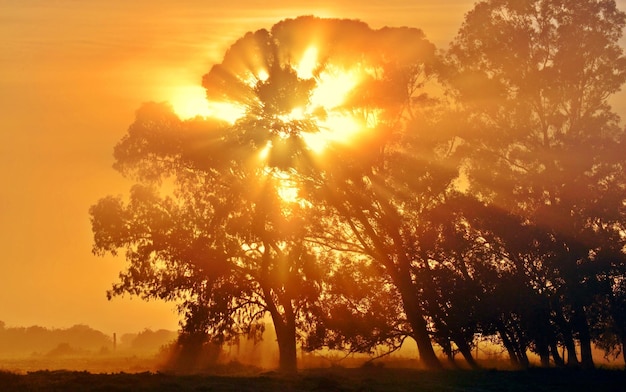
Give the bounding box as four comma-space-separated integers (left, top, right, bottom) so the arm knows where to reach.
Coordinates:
270, 313, 298, 374
398, 285, 442, 369
553, 307, 580, 367
440, 338, 455, 365
511, 323, 530, 369
276, 323, 297, 374
532, 306, 552, 368
334, 187, 442, 369
496, 320, 528, 368
261, 269, 298, 374
173, 332, 209, 373
578, 334, 594, 369
564, 343, 579, 367
406, 308, 442, 370
497, 323, 520, 367
517, 348, 530, 369
539, 350, 550, 368
454, 336, 480, 369
608, 292, 626, 369
536, 333, 550, 368
549, 341, 565, 367
621, 336, 626, 369
572, 304, 594, 369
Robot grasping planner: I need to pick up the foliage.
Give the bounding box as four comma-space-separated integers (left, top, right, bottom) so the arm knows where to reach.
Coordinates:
91, 6, 626, 372
445, 0, 626, 368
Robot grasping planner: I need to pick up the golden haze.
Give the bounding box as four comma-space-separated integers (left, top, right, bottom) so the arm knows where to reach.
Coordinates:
3, 0, 625, 338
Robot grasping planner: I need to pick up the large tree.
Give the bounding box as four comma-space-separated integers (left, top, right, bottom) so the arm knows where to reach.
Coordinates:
291, 25, 474, 368
445, 0, 626, 368
200, 16, 459, 370
91, 16, 454, 372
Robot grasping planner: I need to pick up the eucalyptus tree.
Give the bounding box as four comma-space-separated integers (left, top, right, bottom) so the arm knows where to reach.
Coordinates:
92, 14, 515, 371
201, 16, 467, 369
445, 0, 626, 368
290, 25, 472, 368
90, 16, 447, 372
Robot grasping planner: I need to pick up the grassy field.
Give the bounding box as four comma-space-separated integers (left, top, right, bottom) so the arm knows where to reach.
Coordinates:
0, 367, 624, 392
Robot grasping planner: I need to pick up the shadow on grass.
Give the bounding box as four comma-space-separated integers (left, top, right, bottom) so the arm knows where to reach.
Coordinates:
0, 367, 625, 392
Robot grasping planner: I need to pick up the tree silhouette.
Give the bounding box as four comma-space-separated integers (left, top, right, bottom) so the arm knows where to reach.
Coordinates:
296, 26, 466, 369
445, 0, 626, 368
90, 8, 626, 372
201, 16, 455, 370
91, 101, 331, 373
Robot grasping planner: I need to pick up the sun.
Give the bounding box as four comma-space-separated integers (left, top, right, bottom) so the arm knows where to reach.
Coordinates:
169, 85, 245, 123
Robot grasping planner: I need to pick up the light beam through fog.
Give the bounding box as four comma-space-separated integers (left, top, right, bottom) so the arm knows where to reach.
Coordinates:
0, 0, 494, 338
2, 0, 626, 377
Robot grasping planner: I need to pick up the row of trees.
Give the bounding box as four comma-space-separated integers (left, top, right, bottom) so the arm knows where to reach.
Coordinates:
0, 322, 177, 357
0, 323, 111, 355
90, 0, 626, 372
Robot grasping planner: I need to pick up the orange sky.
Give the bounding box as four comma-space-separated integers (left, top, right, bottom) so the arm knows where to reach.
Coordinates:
1, 0, 625, 336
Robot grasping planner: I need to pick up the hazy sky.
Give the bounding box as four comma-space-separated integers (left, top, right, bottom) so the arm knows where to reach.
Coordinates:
1, 0, 625, 336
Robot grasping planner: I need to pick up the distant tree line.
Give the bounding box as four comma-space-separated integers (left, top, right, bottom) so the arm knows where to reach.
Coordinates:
0, 323, 111, 356
0, 322, 176, 357
90, 0, 626, 373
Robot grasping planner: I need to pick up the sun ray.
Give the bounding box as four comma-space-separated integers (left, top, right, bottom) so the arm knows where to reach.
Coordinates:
296, 46, 319, 79
310, 67, 361, 110
259, 140, 273, 161
206, 101, 247, 123
301, 112, 364, 154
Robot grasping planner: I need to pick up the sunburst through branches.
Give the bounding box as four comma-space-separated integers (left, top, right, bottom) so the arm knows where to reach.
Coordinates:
170, 42, 381, 204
